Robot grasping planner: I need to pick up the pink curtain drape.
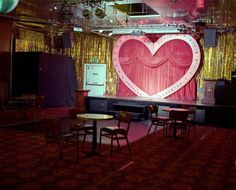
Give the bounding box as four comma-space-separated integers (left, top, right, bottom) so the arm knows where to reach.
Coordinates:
117, 36, 196, 100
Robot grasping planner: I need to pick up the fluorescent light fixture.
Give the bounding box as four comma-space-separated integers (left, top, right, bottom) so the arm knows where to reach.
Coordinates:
73, 27, 83, 32
129, 14, 161, 18
92, 26, 183, 34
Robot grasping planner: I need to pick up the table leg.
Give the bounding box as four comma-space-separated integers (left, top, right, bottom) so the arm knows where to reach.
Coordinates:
92, 120, 97, 154
84, 120, 103, 157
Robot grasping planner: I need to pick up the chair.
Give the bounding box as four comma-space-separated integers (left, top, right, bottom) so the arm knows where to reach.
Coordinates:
68, 108, 93, 148
32, 96, 45, 120
99, 111, 132, 156
166, 110, 189, 140
147, 105, 169, 136
184, 106, 196, 137
40, 117, 79, 164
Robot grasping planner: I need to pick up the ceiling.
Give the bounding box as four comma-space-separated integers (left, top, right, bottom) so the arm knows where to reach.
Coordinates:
1, 0, 236, 35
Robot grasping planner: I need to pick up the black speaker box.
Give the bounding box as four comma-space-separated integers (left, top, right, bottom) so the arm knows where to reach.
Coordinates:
12, 52, 78, 107
62, 32, 73, 48
204, 28, 217, 47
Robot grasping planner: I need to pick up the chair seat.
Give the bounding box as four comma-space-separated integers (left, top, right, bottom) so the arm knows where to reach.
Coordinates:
61, 132, 76, 138
74, 124, 93, 130
99, 111, 132, 156
156, 116, 169, 120
102, 126, 127, 135
153, 116, 169, 123
102, 126, 119, 130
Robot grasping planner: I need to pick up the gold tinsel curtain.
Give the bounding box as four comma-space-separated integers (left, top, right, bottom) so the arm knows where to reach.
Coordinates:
68, 32, 116, 95
15, 29, 117, 95
15, 29, 236, 99
197, 32, 236, 90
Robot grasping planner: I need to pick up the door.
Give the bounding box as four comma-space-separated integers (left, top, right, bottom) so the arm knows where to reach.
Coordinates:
83, 64, 106, 96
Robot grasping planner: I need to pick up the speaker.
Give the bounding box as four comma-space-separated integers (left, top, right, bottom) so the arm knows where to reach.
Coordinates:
204, 28, 217, 47
62, 32, 73, 48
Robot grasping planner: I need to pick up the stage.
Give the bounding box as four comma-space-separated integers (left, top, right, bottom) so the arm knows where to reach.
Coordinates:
87, 95, 236, 126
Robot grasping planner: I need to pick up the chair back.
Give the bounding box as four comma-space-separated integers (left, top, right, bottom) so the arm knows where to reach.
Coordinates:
68, 108, 83, 119
182, 105, 196, 120
147, 105, 158, 119
169, 110, 188, 124
34, 96, 45, 107
68, 108, 87, 128
117, 111, 132, 133
42, 118, 61, 141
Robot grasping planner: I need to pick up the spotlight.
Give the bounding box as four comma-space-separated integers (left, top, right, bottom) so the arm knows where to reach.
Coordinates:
82, 9, 92, 19
108, 32, 113, 36
95, 7, 106, 19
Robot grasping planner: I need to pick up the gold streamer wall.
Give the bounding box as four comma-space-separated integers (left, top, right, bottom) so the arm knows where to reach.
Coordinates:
16, 29, 117, 95
15, 27, 236, 99
196, 32, 236, 92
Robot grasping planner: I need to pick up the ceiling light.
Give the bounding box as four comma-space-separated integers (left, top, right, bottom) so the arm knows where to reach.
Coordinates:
82, 9, 92, 19
131, 30, 145, 36
108, 32, 113, 36
91, 24, 187, 35
99, 29, 103, 33
95, 7, 106, 19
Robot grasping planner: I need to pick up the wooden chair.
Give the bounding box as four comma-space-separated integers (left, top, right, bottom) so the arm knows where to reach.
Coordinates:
99, 111, 132, 156
40, 117, 79, 164
32, 96, 45, 120
185, 106, 196, 137
147, 105, 169, 136
166, 110, 189, 140
68, 108, 93, 148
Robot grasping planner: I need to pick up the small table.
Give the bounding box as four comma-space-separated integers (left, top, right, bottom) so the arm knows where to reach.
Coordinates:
77, 113, 113, 156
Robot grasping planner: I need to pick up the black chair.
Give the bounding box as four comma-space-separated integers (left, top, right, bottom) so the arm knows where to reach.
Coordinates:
99, 111, 132, 156
185, 106, 196, 137
32, 96, 45, 120
166, 110, 189, 140
147, 105, 169, 136
68, 108, 93, 148
40, 117, 79, 164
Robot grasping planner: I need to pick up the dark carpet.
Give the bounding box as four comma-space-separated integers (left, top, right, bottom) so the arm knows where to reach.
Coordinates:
0, 123, 236, 190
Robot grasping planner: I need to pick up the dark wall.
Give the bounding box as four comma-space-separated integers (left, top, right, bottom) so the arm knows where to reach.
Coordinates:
0, 19, 13, 99
12, 52, 78, 107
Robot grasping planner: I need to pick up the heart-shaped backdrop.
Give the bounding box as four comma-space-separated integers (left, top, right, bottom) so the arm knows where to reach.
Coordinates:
112, 34, 201, 98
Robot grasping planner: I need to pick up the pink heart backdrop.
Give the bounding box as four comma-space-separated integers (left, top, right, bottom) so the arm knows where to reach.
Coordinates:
112, 34, 201, 100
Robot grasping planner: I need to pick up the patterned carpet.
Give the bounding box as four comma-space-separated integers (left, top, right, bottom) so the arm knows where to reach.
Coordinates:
0, 123, 236, 190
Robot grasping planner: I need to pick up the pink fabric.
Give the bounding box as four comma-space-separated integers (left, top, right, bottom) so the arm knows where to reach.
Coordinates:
117, 35, 196, 100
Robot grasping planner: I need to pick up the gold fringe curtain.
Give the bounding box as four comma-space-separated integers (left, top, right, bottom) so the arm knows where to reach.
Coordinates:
197, 32, 236, 92
15, 28, 45, 52
15, 28, 236, 99
15, 29, 117, 95
68, 33, 116, 95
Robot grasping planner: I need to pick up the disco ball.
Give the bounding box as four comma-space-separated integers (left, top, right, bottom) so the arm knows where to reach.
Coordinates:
0, 0, 19, 13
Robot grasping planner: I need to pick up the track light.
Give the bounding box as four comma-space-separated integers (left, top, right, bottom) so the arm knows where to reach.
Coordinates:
95, 7, 106, 19
82, 9, 92, 19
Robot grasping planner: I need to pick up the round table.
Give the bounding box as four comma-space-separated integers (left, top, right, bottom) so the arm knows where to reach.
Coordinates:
77, 113, 113, 156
